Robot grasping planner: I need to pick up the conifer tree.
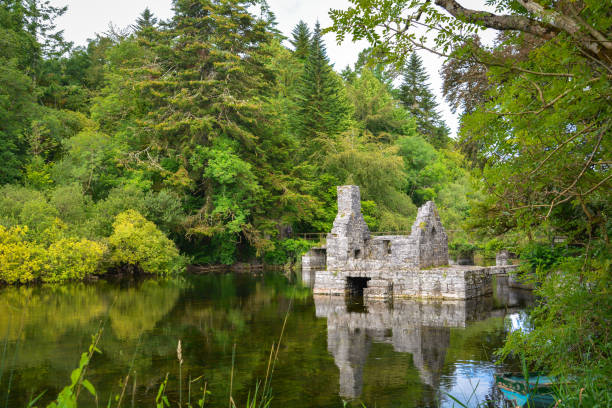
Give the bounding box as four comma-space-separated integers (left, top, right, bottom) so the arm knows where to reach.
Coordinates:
257, 0, 282, 38
111, 0, 281, 256
398, 53, 449, 148
132, 7, 158, 43
296, 22, 351, 154
134, 0, 275, 151
290, 20, 310, 62
133, 8, 158, 32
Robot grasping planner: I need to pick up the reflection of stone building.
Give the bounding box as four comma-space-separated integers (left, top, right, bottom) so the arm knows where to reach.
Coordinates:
494, 276, 535, 309
315, 296, 493, 399
304, 186, 518, 299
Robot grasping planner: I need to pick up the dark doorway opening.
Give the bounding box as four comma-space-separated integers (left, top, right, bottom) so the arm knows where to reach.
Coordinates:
346, 276, 370, 297
346, 276, 370, 313
383, 240, 391, 255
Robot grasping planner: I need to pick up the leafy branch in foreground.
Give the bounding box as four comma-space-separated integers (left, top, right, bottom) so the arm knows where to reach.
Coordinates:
45, 330, 103, 408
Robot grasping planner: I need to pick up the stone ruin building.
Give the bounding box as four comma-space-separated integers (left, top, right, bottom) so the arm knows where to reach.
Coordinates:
303, 185, 517, 300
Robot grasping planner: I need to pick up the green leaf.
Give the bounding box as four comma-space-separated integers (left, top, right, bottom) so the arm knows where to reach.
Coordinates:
82, 379, 97, 397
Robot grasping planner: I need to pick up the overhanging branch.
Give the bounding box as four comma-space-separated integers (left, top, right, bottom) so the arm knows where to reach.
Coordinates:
434, 0, 556, 39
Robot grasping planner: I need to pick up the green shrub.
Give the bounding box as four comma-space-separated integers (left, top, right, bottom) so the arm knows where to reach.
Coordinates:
0, 187, 60, 243
483, 237, 505, 258
107, 210, 184, 274
0, 186, 30, 220
498, 254, 611, 398
24, 156, 54, 189
448, 239, 479, 260
85, 185, 185, 239
49, 183, 91, 226
262, 239, 315, 265
143, 189, 185, 234
519, 242, 565, 272
85, 185, 148, 238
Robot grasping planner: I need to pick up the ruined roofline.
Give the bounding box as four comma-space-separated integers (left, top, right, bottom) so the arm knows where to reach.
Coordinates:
333, 185, 447, 241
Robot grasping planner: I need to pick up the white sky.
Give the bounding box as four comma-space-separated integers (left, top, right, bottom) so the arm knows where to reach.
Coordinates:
49, 1, 497, 137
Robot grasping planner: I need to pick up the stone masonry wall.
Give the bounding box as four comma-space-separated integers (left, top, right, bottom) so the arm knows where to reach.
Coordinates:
326, 186, 371, 270
410, 201, 449, 268
301, 247, 326, 270
325, 185, 448, 273
310, 185, 519, 300
313, 263, 518, 299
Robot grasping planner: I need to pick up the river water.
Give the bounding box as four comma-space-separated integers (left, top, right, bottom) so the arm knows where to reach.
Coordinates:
0, 272, 531, 407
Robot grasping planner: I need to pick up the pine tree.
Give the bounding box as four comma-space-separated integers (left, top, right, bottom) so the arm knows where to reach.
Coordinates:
135, 0, 276, 149
113, 0, 281, 254
290, 20, 311, 62
398, 53, 450, 148
257, 0, 282, 38
133, 8, 158, 32
296, 22, 351, 153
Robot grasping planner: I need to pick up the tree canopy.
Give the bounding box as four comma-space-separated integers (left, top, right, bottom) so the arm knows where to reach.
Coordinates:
328, 0, 611, 399
0, 0, 477, 271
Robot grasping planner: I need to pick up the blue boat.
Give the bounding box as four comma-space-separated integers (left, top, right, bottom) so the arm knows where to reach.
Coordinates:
495, 373, 558, 407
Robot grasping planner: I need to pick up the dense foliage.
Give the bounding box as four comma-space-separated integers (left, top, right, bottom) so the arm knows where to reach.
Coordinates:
0, 0, 477, 279
108, 210, 184, 274
328, 0, 611, 403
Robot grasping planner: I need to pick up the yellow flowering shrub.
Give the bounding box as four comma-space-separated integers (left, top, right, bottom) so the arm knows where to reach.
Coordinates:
0, 226, 45, 283
108, 210, 183, 275
0, 225, 105, 283
42, 238, 105, 283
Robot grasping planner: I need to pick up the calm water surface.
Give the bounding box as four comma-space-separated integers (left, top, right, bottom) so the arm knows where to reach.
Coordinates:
0, 272, 532, 407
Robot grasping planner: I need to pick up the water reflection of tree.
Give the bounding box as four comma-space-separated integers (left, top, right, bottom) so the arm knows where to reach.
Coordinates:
109, 280, 181, 340
0, 284, 107, 342
0, 279, 183, 406
0, 273, 505, 408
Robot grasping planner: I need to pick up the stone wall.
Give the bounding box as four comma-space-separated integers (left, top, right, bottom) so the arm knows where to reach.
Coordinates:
410, 201, 449, 268
301, 247, 326, 270
313, 264, 519, 299
313, 265, 506, 299
326, 185, 371, 270
496, 250, 510, 266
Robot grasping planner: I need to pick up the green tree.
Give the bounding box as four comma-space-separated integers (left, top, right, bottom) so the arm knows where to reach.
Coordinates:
0, 60, 37, 183
290, 20, 311, 62
353, 47, 398, 89
132, 7, 159, 43
0, 0, 84, 182
134, 7, 157, 32
91, 0, 318, 261
296, 21, 351, 155
324, 132, 416, 230
398, 53, 449, 148
108, 210, 183, 275
346, 68, 415, 139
